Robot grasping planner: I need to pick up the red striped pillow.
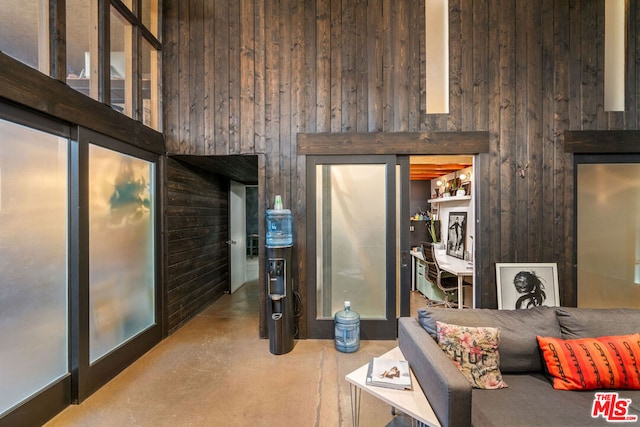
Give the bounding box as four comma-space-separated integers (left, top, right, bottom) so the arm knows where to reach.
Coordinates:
536, 334, 640, 391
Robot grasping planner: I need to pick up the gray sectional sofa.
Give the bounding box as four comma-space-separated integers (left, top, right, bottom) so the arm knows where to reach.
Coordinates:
398, 306, 640, 427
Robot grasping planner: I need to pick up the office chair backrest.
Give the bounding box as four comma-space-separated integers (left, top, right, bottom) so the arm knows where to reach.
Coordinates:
421, 242, 440, 283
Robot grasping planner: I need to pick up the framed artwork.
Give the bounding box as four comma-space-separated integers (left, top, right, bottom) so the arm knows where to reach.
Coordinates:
446, 211, 466, 259
461, 180, 471, 196
495, 263, 560, 309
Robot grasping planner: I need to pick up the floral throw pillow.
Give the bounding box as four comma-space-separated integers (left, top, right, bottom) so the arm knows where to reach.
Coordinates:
436, 321, 508, 389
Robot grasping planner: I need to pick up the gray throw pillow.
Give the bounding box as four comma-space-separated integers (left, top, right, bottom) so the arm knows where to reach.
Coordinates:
417, 306, 562, 373
555, 307, 640, 339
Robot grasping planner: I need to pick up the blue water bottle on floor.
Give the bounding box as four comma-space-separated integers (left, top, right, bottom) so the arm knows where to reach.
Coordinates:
334, 301, 360, 353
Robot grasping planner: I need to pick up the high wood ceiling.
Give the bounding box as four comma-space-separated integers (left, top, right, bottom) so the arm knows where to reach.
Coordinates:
410, 155, 473, 181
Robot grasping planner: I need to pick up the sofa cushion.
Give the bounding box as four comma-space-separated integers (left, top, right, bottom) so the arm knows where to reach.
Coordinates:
417, 306, 562, 373
555, 307, 640, 339
436, 321, 508, 389
537, 334, 640, 391
472, 374, 640, 427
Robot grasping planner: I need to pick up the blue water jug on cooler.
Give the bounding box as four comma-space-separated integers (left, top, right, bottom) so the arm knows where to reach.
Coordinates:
334, 301, 360, 353
266, 195, 293, 247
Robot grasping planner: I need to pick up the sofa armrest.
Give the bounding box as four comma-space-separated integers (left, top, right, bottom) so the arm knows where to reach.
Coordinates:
398, 317, 472, 427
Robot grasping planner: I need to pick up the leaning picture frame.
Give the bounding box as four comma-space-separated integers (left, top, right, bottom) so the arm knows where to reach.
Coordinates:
446, 211, 467, 259
495, 263, 560, 309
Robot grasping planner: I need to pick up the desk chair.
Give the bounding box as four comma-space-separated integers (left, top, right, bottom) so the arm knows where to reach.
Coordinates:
421, 242, 470, 308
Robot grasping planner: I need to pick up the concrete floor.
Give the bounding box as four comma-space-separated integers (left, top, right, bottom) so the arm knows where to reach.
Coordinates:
46, 261, 432, 427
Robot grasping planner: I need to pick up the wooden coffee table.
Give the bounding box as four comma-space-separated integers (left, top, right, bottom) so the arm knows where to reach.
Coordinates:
345, 346, 441, 426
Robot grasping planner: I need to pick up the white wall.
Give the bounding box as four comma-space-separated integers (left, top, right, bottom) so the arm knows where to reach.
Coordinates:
429, 166, 474, 260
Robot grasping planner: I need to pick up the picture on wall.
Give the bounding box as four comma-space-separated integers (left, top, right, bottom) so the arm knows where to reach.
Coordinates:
496, 263, 560, 309
446, 211, 466, 259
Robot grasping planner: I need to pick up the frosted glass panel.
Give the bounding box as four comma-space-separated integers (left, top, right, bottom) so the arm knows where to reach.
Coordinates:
577, 164, 640, 308
89, 145, 155, 363
0, 119, 68, 414
316, 164, 387, 319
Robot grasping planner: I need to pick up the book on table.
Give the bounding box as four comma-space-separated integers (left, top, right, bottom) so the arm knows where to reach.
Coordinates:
366, 357, 412, 390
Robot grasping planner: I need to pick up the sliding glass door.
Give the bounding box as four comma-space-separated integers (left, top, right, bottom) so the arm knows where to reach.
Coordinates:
307, 155, 406, 339
0, 111, 70, 424
74, 128, 161, 402
576, 154, 640, 308
0, 104, 162, 424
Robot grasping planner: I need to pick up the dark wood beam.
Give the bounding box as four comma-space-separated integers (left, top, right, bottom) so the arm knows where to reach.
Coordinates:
564, 131, 640, 153
297, 131, 490, 155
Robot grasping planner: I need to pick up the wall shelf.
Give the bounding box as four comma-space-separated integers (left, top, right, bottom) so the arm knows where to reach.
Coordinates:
428, 195, 471, 203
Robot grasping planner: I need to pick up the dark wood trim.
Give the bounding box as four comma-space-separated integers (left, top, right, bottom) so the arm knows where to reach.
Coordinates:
99, 0, 110, 104
564, 130, 640, 153
50, 0, 67, 82
297, 132, 490, 155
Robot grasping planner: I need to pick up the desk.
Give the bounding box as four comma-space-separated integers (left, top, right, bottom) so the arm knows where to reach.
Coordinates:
410, 249, 474, 309
345, 346, 440, 427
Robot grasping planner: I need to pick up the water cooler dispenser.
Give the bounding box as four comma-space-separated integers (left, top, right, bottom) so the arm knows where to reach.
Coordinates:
266, 195, 294, 355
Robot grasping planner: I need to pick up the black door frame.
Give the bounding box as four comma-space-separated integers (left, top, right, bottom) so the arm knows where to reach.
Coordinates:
306, 155, 398, 339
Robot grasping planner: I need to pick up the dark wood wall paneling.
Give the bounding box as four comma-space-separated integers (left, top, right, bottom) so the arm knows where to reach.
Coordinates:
166, 158, 230, 334
163, 0, 640, 338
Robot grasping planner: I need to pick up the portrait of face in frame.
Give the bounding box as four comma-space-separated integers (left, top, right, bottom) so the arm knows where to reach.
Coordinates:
495, 263, 559, 309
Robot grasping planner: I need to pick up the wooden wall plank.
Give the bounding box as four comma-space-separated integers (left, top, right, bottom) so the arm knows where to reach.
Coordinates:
330, 0, 342, 132
541, 0, 555, 262
178, 0, 191, 153
393, 0, 409, 132
568, 0, 581, 130
526, 0, 543, 262
448, 0, 462, 131
189, 0, 204, 155
367, 0, 383, 132
214, 0, 230, 155
553, 0, 571, 303
163, 0, 179, 153
581, 0, 598, 130
355, 0, 368, 132
341, 0, 356, 132
254, 0, 266, 153
514, 0, 527, 261
279, 0, 292, 203
408, 0, 421, 132
229, 0, 241, 154
625, 0, 638, 128
382, 0, 393, 131
240, 0, 255, 153
473, 0, 488, 131
264, 0, 279, 200
499, 0, 516, 263
304, 0, 318, 133
459, 0, 473, 131
316, 0, 330, 132
203, 0, 215, 153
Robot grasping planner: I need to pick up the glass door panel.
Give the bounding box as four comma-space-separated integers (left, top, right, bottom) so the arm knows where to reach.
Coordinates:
0, 118, 68, 415
88, 144, 155, 363
577, 161, 640, 308
316, 164, 387, 319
